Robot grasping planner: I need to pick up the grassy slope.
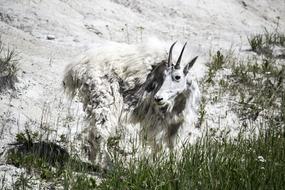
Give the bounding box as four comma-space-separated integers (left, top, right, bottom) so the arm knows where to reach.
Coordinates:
3, 31, 285, 189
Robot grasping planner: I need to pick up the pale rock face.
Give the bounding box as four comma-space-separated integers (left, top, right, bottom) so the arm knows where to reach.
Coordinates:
272, 46, 285, 59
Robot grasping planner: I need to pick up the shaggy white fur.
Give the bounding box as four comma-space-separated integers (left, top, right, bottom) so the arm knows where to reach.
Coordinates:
63, 39, 201, 167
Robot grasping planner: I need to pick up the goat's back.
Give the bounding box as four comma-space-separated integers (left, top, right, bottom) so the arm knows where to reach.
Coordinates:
63, 41, 168, 96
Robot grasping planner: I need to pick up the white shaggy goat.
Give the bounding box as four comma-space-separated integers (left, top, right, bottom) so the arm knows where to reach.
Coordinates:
63, 40, 201, 166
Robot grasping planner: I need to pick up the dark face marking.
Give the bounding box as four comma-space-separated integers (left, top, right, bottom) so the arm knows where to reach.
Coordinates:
118, 61, 167, 107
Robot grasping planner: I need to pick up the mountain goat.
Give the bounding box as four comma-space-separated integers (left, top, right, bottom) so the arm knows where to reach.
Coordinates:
63, 40, 201, 166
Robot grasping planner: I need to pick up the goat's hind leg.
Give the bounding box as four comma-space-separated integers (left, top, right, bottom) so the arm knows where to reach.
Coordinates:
82, 76, 124, 168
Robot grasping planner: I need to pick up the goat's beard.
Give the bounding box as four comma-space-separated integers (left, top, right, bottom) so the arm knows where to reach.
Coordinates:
156, 97, 177, 114
156, 101, 175, 116
159, 104, 168, 114
131, 90, 187, 124
131, 95, 165, 123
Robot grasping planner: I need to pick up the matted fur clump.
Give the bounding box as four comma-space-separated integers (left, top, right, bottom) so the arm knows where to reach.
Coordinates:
63, 39, 201, 166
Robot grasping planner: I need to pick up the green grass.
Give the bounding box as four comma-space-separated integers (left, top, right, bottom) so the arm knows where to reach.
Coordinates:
6, 125, 285, 189
98, 125, 285, 190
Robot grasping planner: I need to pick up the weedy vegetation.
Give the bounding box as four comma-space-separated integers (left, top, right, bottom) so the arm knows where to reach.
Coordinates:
13, 173, 33, 190
228, 57, 285, 121
4, 125, 285, 190
99, 125, 285, 190
248, 28, 285, 57
6, 129, 100, 189
0, 38, 18, 92
205, 50, 225, 84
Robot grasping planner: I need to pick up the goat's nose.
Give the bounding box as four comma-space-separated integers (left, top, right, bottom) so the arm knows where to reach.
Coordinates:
155, 96, 163, 103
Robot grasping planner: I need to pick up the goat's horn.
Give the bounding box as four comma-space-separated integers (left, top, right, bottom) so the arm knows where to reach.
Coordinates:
175, 42, 187, 69
168, 42, 177, 67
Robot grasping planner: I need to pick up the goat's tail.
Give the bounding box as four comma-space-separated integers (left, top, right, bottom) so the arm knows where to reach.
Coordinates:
62, 59, 86, 97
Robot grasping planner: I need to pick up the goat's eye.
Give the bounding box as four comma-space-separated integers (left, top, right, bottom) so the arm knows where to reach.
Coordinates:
146, 83, 156, 92
174, 75, 181, 81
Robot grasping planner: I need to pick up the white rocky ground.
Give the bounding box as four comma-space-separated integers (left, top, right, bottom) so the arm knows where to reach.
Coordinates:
0, 0, 284, 188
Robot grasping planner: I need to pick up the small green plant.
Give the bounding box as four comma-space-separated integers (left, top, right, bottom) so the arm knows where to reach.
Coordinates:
206, 50, 225, 84
248, 28, 285, 57
264, 28, 285, 47
248, 34, 264, 53
197, 96, 206, 127
0, 40, 18, 92
13, 173, 33, 190
15, 129, 39, 145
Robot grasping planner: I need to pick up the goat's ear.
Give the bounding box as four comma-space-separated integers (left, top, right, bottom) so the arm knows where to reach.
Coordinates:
183, 56, 198, 75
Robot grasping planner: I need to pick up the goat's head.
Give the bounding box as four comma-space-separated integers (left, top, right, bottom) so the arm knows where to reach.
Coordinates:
144, 42, 198, 112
